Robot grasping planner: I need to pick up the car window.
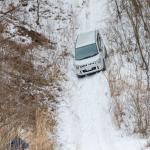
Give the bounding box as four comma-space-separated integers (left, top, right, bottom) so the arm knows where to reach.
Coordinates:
75, 43, 98, 60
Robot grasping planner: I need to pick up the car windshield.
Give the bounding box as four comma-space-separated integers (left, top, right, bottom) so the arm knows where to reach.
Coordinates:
75, 43, 98, 60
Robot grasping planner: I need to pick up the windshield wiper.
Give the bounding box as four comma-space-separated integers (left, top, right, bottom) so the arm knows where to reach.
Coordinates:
83, 53, 98, 59
76, 53, 98, 60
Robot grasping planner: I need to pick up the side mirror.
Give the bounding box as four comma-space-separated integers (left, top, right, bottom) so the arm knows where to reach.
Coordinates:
71, 49, 75, 58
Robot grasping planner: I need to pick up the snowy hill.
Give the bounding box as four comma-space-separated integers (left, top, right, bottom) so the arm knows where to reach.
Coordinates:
56, 0, 149, 149
0, 0, 149, 149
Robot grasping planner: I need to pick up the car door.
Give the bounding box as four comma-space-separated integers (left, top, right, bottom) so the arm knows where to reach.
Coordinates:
97, 33, 104, 58
97, 33, 107, 58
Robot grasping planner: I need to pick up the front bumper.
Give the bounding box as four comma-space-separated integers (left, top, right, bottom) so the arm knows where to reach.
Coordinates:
76, 64, 103, 76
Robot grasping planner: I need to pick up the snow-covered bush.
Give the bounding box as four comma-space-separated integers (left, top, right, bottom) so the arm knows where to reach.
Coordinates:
107, 0, 150, 137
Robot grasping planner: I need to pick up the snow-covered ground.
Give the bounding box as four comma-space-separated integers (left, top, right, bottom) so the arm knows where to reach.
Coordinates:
75, 0, 108, 32
57, 70, 144, 150
56, 0, 146, 149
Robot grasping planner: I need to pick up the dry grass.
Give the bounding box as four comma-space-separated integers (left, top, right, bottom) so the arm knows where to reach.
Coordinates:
0, 21, 66, 149
17, 26, 55, 48
0, 23, 7, 33
108, 64, 150, 136
27, 108, 56, 150
0, 108, 55, 149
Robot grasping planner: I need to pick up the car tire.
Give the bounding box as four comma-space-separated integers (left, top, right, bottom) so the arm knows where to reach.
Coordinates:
104, 47, 108, 58
77, 74, 85, 78
102, 59, 106, 71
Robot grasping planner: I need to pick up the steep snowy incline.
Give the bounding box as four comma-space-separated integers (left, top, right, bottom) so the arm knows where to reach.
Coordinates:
56, 0, 145, 149
76, 0, 108, 33
57, 66, 143, 150
68, 73, 116, 150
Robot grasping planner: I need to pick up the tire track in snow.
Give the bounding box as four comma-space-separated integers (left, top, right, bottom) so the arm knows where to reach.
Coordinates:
70, 73, 117, 150
57, 0, 145, 149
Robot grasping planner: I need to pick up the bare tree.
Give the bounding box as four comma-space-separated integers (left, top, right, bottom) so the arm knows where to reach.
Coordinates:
107, 0, 150, 136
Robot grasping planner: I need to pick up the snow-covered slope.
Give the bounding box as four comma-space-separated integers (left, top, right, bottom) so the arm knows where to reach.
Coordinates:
74, 0, 108, 33
57, 65, 144, 150
57, 0, 146, 149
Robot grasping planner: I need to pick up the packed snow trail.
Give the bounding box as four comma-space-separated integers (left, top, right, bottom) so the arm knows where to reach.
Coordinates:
57, 68, 143, 150
68, 73, 116, 150
56, 0, 145, 149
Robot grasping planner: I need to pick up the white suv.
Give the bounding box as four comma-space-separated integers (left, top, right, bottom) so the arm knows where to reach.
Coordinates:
74, 30, 107, 77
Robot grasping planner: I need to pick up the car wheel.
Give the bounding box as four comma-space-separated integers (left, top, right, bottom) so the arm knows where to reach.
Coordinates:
77, 74, 85, 78
102, 60, 106, 71
104, 47, 108, 58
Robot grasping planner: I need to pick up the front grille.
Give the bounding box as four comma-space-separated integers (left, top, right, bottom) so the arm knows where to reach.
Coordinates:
80, 64, 87, 68
88, 62, 96, 65
80, 61, 96, 68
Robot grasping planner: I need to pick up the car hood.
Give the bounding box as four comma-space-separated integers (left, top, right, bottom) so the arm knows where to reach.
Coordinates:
74, 54, 100, 66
